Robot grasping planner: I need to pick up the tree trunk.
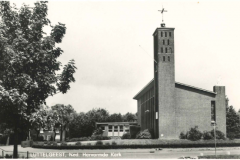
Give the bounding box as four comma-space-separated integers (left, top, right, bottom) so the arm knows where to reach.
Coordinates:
6, 136, 9, 146
53, 130, 56, 141
60, 125, 62, 141
36, 131, 39, 140
13, 127, 18, 158
62, 130, 65, 141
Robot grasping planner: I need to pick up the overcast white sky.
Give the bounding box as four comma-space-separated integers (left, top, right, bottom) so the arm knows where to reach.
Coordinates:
13, 1, 240, 114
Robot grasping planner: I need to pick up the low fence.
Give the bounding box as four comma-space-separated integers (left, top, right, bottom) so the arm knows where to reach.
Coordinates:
0, 148, 30, 159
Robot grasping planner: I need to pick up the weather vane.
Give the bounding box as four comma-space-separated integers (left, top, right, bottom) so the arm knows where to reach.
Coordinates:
158, 6, 167, 23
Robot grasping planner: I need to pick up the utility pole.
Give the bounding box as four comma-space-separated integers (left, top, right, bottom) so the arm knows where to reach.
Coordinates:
211, 121, 217, 158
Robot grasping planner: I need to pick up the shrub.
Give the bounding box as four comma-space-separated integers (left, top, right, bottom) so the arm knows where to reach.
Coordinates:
112, 141, 117, 145
95, 141, 103, 146
0, 135, 8, 144
234, 133, 240, 139
227, 132, 235, 140
186, 126, 202, 141
75, 141, 81, 146
47, 141, 52, 146
53, 142, 58, 146
210, 129, 225, 140
60, 142, 67, 146
203, 131, 213, 140
37, 136, 44, 141
32, 140, 240, 149
67, 137, 90, 142
5, 154, 13, 158
105, 142, 110, 146
148, 128, 154, 138
136, 129, 152, 139
46, 141, 57, 146
129, 125, 141, 139
87, 143, 91, 146
121, 133, 131, 139
91, 135, 111, 140
179, 132, 187, 139
92, 128, 103, 136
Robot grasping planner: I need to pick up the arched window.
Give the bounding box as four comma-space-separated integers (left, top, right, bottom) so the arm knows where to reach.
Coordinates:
168, 39, 170, 45
165, 48, 167, 53
168, 56, 170, 61
161, 47, 163, 53
161, 32, 163, 37
163, 56, 165, 61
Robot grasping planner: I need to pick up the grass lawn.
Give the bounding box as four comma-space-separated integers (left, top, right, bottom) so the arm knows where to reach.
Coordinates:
199, 155, 240, 159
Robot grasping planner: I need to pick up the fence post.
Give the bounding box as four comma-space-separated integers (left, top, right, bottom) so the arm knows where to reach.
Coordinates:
2, 150, 4, 159
27, 151, 28, 159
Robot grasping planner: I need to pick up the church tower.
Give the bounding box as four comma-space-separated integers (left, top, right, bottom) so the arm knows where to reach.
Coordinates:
153, 22, 176, 138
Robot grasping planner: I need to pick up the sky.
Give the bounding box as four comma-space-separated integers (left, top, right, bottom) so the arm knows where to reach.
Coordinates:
12, 0, 240, 114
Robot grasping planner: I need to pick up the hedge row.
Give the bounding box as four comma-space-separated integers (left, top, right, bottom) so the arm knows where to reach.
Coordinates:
32, 142, 240, 149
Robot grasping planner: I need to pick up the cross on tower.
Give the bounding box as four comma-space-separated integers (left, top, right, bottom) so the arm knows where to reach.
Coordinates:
158, 7, 167, 23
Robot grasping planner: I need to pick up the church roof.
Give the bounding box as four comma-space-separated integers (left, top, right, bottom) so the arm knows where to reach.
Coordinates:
133, 79, 216, 100
133, 79, 154, 100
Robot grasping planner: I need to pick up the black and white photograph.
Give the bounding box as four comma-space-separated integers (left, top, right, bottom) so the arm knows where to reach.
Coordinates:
0, 0, 240, 159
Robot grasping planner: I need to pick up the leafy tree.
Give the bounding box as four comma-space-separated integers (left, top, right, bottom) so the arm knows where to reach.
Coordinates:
68, 112, 87, 138
0, 2, 76, 157
68, 108, 109, 138
123, 112, 136, 122
29, 105, 49, 140
51, 104, 76, 141
107, 113, 123, 122
84, 108, 109, 136
226, 105, 240, 138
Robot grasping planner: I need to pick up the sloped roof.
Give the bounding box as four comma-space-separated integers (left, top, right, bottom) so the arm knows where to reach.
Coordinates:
133, 79, 216, 100
133, 79, 154, 100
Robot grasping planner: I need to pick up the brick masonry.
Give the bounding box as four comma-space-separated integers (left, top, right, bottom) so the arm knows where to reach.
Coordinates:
133, 25, 226, 139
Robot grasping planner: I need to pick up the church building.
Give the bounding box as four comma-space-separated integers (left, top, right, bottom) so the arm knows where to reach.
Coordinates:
133, 21, 226, 139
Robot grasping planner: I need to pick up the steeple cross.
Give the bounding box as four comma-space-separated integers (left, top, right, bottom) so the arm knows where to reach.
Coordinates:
158, 7, 167, 23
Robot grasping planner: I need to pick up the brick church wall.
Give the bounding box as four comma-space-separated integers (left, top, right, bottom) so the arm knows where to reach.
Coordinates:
174, 85, 226, 137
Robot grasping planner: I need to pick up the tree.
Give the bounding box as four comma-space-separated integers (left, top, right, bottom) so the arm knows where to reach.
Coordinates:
68, 108, 110, 138
51, 104, 76, 141
29, 105, 49, 140
68, 112, 87, 138
84, 108, 109, 136
107, 113, 123, 122
123, 112, 136, 122
226, 105, 240, 138
0, 2, 76, 158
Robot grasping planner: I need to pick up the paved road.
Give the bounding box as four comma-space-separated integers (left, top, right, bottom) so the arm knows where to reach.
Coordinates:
0, 145, 240, 159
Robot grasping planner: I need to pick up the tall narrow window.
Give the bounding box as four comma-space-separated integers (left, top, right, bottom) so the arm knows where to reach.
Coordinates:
163, 56, 165, 61
163, 40, 165, 45
168, 56, 170, 61
161, 47, 163, 53
165, 48, 167, 53
165, 32, 167, 37
161, 32, 163, 37
168, 39, 170, 45
169, 32, 171, 37
211, 101, 216, 122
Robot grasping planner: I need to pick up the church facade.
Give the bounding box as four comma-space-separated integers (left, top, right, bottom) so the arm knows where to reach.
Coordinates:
133, 24, 226, 139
